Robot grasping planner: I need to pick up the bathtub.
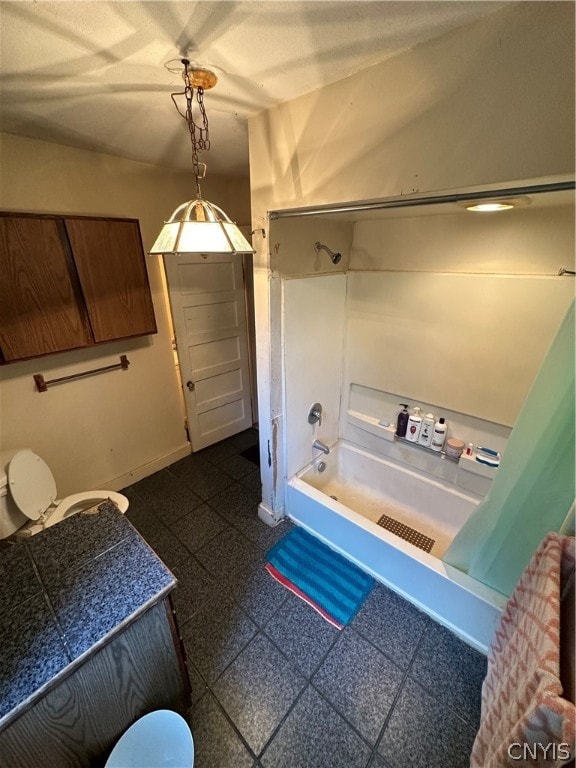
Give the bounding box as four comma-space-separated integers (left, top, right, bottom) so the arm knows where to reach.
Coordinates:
285, 440, 507, 652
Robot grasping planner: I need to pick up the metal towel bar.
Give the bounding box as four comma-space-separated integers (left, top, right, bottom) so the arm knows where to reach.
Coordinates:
34, 355, 130, 392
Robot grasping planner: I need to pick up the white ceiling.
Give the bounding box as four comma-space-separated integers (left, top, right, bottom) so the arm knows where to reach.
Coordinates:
0, 1, 507, 177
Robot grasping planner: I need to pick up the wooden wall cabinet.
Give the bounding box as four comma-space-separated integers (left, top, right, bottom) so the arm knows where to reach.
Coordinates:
0, 213, 157, 363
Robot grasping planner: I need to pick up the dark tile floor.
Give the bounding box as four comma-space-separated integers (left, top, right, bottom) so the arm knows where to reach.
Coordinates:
122, 428, 487, 768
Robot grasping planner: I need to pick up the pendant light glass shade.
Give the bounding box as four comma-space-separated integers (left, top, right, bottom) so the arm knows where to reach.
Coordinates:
150, 198, 253, 255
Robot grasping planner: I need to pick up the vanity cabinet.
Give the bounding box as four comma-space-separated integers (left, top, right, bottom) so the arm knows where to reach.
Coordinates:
0, 599, 189, 768
0, 502, 190, 767
0, 212, 157, 363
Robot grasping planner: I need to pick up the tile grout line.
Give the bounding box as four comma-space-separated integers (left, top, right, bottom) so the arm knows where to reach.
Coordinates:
371, 625, 429, 762
306, 676, 381, 753
253, 677, 311, 762
192, 622, 311, 762
401, 673, 484, 731
190, 678, 260, 764
185, 627, 267, 764
254, 622, 380, 760
23, 542, 75, 662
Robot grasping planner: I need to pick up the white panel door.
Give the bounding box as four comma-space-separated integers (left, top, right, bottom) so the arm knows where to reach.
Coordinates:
164, 254, 253, 450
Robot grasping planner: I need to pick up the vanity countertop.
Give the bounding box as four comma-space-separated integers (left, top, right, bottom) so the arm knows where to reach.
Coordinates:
0, 502, 176, 729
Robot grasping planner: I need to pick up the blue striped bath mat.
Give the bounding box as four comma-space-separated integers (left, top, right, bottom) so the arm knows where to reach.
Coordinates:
265, 527, 374, 629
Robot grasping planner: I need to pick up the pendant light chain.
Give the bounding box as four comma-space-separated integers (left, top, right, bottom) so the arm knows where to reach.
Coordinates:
172, 58, 211, 198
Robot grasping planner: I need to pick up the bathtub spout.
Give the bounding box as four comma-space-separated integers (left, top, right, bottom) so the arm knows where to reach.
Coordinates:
313, 439, 330, 455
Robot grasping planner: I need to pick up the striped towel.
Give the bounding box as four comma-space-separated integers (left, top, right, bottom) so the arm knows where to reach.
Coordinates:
471, 532, 576, 767
265, 527, 374, 629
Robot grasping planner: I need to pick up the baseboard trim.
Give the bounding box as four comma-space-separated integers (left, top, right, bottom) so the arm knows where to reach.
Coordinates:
258, 502, 285, 527
105, 443, 192, 491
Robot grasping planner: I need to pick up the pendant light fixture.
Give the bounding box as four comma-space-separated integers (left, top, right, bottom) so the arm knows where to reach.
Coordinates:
149, 59, 252, 256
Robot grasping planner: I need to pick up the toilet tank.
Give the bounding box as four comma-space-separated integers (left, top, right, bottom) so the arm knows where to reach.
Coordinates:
0, 449, 31, 539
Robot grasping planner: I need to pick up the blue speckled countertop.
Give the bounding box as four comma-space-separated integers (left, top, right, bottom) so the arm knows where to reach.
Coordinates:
0, 502, 176, 728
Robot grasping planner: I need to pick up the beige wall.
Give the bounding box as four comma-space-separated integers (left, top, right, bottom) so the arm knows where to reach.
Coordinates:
350, 202, 575, 275
249, 2, 574, 220
0, 132, 250, 496
248, 1, 575, 515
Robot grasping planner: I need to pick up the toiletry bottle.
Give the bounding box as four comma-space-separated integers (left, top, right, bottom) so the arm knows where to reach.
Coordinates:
418, 413, 435, 448
406, 407, 423, 442
431, 417, 447, 452
396, 404, 410, 438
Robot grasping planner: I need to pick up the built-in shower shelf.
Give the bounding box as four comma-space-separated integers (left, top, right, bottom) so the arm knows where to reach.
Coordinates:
346, 410, 396, 441
393, 434, 459, 463
346, 409, 498, 479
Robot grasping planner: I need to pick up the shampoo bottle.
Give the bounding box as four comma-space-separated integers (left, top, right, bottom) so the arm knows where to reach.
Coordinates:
396, 404, 410, 438
431, 417, 447, 452
418, 413, 435, 448
406, 407, 423, 442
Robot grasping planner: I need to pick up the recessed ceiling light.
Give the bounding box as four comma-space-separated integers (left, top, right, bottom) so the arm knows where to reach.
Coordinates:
461, 196, 531, 213
466, 201, 514, 212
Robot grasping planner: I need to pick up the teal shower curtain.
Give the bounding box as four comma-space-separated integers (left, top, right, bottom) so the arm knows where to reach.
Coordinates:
443, 300, 575, 597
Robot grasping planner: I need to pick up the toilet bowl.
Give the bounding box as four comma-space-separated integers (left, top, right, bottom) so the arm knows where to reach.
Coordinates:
105, 710, 194, 767
0, 448, 129, 539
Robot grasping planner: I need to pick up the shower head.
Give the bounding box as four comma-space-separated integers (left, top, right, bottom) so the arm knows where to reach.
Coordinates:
314, 241, 342, 265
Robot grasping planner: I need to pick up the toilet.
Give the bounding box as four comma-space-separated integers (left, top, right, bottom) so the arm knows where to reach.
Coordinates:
0, 448, 129, 539
105, 710, 194, 767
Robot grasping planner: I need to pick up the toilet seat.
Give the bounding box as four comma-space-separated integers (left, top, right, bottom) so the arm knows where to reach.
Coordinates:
47, 490, 129, 528
1, 449, 129, 538
105, 710, 194, 768
8, 449, 56, 520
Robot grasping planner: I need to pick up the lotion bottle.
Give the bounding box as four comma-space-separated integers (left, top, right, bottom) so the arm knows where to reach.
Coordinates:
431, 417, 447, 452
418, 413, 435, 448
406, 407, 423, 442
396, 404, 410, 438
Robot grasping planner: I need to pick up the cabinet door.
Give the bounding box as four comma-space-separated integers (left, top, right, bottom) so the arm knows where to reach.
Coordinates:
0, 217, 92, 361
65, 218, 157, 342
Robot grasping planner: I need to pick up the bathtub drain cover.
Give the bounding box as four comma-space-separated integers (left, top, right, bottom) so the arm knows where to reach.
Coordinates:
376, 514, 435, 553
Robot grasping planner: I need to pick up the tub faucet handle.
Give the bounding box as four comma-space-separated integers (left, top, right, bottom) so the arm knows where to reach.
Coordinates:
308, 402, 322, 426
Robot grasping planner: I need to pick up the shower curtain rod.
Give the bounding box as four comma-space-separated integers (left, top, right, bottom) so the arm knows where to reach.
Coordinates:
269, 181, 575, 220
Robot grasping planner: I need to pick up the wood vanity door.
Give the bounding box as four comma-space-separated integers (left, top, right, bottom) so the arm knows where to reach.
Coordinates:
0, 216, 92, 361
0, 600, 189, 768
64, 217, 157, 342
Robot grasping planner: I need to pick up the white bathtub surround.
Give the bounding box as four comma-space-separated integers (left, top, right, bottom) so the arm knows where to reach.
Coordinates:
286, 441, 507, 652
282, 275, 347, 479
343, 272, 573, 429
